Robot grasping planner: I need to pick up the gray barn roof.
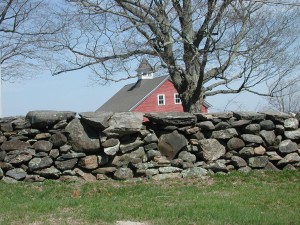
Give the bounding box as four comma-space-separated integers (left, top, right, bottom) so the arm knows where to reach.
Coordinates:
96, 75, 169, 112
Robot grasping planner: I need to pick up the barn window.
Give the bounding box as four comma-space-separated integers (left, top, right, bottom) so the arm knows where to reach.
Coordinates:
157, 94, 165, 105
174, 93, 181, 104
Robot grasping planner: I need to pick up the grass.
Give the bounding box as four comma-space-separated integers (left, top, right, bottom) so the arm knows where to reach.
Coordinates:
0, 170, 299, 225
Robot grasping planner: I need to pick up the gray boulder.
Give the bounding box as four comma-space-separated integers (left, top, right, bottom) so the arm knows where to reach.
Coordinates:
120, 138, 144, 154
35, 166, 61, 179
159, 166, 182, 174
114, 168, 133, 180
227, 137, 245, 150
231, 156, 247, 168
244, 124, 260, 135
6, 168, 27, 180
198, 139, 226, 161
103, 112, 144, 136
32, 140, 53, 152
79, 111, 113, 129
284, 129, 300, 140
26, 110, 76, 128
158, 130, 188, 160
145, 112, 196, 126
206, 160, 228, 172
178, 151, 196, 163
65, 118, 100, 153
104, 141, 120, 156
241, 134, 263, 144
55, 158, 78, 171
284, 118, 299, 130
248, 156, 269, 168
212, 128, 238, 139
264, 112, 292, 123
181, 167, 208, 178
78, 155, 98, 170
239, 147, 254, 158
1, 140, 31, 151
49, 133, 67, 147
197, 121, 215, 130
260, 120, 275, 130
277, 153, 300, 166
28, 157, 53, 171
278, 140, 298, 154
230, 120, 251, 128
260, 130, 276, 146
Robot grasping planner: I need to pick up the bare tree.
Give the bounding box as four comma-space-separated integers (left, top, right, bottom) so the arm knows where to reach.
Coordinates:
0, 0, 61, 81
43, 0, 300, 112
266, 78, 300, 113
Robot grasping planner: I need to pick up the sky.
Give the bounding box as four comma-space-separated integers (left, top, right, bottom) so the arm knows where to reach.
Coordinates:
1, 69, 268, 117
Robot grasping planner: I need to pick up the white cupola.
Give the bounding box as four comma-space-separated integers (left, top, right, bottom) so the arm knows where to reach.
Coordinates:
136, 59, 154, 80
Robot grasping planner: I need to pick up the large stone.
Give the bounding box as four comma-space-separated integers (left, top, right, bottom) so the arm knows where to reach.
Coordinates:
114, 168, 133, 180
1, 140, 31, 151
214, 122, 230, 130
239, 147, 254, 158
159, 166, 182, 174
112, 147, 146, 167
49, 133, 67, 147
102, 138, 119, 148
78, 155, 98, 170
244, 124, 260, 135
6, 168, 27, 180
197, 121, 215, 130
73, 168, 96, 182
254, 146, 266, 155
196, 112, 233, 121
198, 139, 226, 161
144, 133, 159, 143
266, 151, 283, 161
181, 167, 208, 178
264, 162, 280, 171
104, 142, 120, 156
103, 112, 144, 136
28, 157, 53, 171
241, 134, 263, 144
32, 140, 53, 152
92, 167, 117, 174
158, 130, 188, 160
248, 156, 269, 168
79, 111, 113, 129
26, 110, 76, 128
145, 112, 196, 126
227, 137, 245, 150
284, 118, 299, 130
57, 152, 86, 160
206, 160, 228, 172
230, 120, 251, 128
259, 130, 276, 146
233, 112, 266, 121
278, 140, 298, 154
1, 123, 13, 132
284, 129, 300, 140
152, 173, 182, 180
211, 128, 238, 139
12, 117, 31, 129
65, 118, 100, 153
178, 151, 196, 163
259, 120, 275, 131
55, 158, 78, 171
35, 166, 61, 179
6, 151, 33, 165
231, 156, 247, 168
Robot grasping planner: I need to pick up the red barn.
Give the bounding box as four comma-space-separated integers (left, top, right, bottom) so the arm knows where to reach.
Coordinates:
96, 59, 211, 113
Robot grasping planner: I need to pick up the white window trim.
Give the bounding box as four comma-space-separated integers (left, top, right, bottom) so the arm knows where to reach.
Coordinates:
174, 93, 182, 104
157, 94, 165, 105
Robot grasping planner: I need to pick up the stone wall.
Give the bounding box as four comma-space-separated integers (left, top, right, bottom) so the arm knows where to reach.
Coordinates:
0, 110, 299, 182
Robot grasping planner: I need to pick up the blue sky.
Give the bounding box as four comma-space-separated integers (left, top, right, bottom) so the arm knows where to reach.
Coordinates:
1, 69, 266, 117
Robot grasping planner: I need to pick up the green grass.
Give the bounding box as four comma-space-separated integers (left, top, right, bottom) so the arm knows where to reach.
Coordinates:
0, 170, 299, 225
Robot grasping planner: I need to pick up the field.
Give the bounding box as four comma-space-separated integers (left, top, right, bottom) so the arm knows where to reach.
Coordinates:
0, 170, 299, 225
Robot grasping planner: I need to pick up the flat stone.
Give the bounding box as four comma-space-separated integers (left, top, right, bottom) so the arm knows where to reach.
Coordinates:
112, 147, 146, 167
92, 167, 117, 174
32, 140, 53, 152
145, 112, 196, 126
154, 156, 171, 166
278, 140, 298, 154
158, 166, 182, 174
241, 134, 263, 144
144, 143, 158, 151
198, 139, 226, 161
238, 166, 252, 173
1, 140, 31, 151
158, 130, 187, 160
65, 118, 101, 153
34, 166, 61, 179
0, 162, 14, 171
196, 112, 233, 121
147, 150, 161, 160
233, 112, 266, 121
7, 152, 33, 165
206, 160, 228, 172
264, 112, 292, 123
102, 138, 119, 148
24, 175, 46, 182
55, 158, 78, 171
28, 157, 53, 171
6, 168, 27, 180
143, 133, 158, 143
181, 167, 208, 178
211, 128, 238, 139
284, 118, 299, 130
12, 118, 31, 129
34, 133, 51, 140
264, 162, 280, 171
244, 124, 260, 135
248, 156, 269, 168
120, 138, 144, 154
53, 120, 68, 129
74, 168, 96, 182
49, 149, 60, 159
214, 122, 230, 130
26, 110, 76, 129
59, 144, 72, 153
266, 151, 283, 161
57, 152, 86, 160
79, 111, 113, 129
103, 112, 144, 136
152, 173, 182, 180
230, 120, 251, 128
